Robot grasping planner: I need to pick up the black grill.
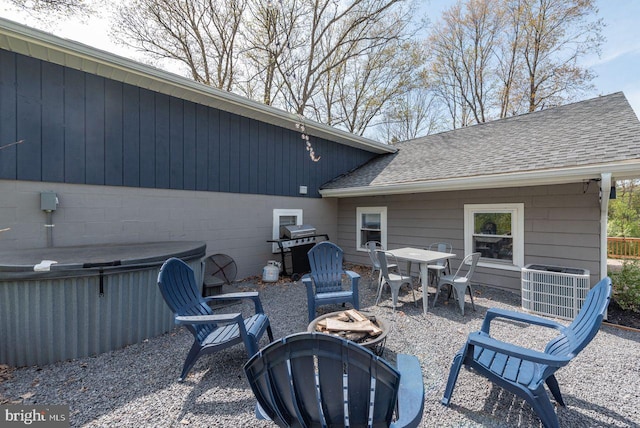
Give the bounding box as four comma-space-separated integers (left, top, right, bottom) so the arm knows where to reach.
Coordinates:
268, 225, 328, 281
280, 224, 317, 239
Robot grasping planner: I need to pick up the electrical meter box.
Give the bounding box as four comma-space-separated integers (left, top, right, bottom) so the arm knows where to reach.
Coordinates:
40, 191, 58, 211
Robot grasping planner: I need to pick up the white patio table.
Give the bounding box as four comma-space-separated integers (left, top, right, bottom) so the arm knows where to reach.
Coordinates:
385, 247, 456, 315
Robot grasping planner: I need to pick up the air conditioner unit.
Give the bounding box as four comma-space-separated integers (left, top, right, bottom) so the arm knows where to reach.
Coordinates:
521, 264, 590, 320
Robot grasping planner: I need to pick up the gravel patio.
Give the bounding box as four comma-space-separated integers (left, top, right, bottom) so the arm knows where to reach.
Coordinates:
1, 265, 638, 427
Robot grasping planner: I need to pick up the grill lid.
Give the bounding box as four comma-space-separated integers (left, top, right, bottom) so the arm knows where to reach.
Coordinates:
280, 224, 316, 239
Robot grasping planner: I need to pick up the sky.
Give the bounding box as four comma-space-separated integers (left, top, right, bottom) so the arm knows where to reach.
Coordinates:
582, 0, 640, 114
423, 0, 640, 117
1, 0, 639, 118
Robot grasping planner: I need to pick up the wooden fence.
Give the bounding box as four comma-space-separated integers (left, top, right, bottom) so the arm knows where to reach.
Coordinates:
608, 237, 640, 259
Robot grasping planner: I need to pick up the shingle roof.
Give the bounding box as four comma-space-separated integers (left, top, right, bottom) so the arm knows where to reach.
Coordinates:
321, 92, 640, 195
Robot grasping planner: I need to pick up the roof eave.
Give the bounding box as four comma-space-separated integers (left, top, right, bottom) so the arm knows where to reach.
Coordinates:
319, 160, 640, 198
0, 17, 396, 155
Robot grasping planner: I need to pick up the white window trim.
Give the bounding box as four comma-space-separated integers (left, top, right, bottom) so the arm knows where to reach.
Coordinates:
272, 209, 303, 253
356, 206, 387, 251
464, 203, 524, 271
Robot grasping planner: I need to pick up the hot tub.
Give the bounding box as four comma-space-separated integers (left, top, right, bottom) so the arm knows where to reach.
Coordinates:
0, 241, 206, 367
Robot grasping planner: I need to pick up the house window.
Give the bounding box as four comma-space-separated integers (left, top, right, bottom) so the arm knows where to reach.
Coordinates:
356, 207, 387, 251
464, 203, 524, 269
272, 209, 302, 252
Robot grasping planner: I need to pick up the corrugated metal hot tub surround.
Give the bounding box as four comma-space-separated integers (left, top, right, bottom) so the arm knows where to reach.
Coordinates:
0, 241, 206, 367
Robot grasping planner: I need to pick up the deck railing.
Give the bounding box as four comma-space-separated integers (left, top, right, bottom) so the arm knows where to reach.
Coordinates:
608, 237, 640, 259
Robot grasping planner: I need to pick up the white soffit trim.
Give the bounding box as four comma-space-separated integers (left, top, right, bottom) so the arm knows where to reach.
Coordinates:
0, 17, 395, 155
320, 160, 640, 197
599, 173, 612, 282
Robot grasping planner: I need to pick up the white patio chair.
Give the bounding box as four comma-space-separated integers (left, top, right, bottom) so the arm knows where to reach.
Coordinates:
426, 242, 452, 286
375, 250, 416, 311
435, 252, 481, 315
366, 241, 396, 288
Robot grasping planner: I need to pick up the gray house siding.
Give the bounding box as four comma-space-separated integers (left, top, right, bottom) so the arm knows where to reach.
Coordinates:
0, 179, 338, 278
0, 49, 376, 198
336, 182, 601, 293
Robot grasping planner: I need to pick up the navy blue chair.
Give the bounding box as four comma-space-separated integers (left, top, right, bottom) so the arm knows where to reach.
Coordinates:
442, 277, 612, 428
244, 332, 424, 428
302, 241, 360, 322
157, 257, 273, 381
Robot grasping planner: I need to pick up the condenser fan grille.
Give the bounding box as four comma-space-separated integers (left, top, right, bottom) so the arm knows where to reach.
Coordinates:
204, 253, 237, 285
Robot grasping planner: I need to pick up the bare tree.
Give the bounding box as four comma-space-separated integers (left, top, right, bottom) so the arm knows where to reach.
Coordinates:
112, 0, 246, 91
323, 16, 424, 135
495, 0, 527, 117
429, 0, 503, 126
429, 43, 474, 129
380, 86, 443, 142
240, 0, 311, 107
519, 0, 603, 111
273, 0, 410, 117
427, 0, 603, 129
240, 1, 282, 105
8, 0, 91, 15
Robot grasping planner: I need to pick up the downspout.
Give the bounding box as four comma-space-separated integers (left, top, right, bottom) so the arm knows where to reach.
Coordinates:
600, 173, 612, 282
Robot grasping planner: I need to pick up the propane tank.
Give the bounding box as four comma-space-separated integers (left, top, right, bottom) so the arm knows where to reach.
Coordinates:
262, 260, 280, 282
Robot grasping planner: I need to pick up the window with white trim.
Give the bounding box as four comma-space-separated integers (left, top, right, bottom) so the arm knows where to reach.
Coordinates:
464, 203, 524, 269
272, 209, 302, 252
356, 207, 387, 251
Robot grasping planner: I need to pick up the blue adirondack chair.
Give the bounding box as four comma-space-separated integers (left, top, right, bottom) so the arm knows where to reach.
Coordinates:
157, 257, 273, 381
441, 277, 612, 428
302, 241, 360, 322
244, 332, 425, 428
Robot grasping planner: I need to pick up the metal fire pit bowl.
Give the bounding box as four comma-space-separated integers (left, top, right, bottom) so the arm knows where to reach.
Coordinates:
307, 311, 388, 356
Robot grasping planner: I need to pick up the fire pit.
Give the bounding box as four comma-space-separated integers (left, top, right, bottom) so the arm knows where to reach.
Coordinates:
307, 309, 388, 356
